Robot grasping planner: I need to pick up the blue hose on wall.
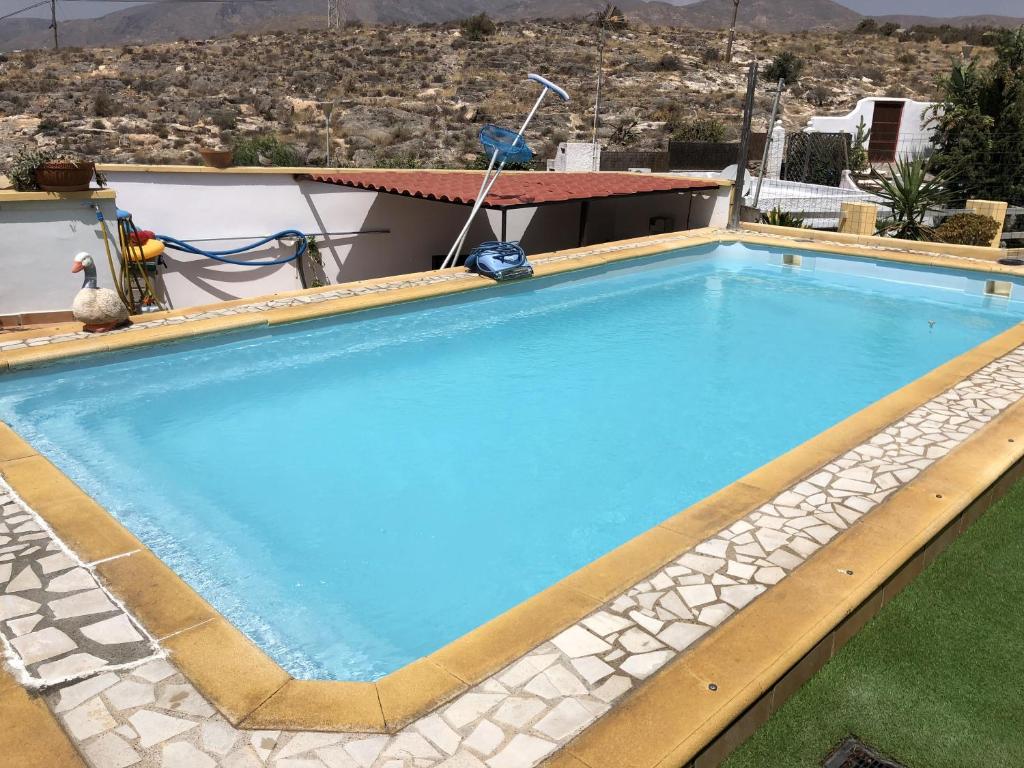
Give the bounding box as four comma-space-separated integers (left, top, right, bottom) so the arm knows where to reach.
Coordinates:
156, 230, 308, 266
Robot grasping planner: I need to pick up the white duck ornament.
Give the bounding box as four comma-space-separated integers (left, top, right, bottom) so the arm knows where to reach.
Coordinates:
71, 252, 129, 332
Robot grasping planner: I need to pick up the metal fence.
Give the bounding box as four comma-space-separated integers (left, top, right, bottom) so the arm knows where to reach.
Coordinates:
599, 151, 670, 173
781, 133, 851, 187
744, 130, 1022, 239
668, 135, 767, 171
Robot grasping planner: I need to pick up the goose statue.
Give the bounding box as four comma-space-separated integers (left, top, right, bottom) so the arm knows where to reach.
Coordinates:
71, 251, 130, 332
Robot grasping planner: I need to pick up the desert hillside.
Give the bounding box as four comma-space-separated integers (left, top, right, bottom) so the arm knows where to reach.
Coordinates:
0, 0, 869, 51
0, 20, 978, 169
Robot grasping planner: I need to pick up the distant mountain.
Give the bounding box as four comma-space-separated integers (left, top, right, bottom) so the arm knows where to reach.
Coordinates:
875, 14, 1024, 28
674, 0, 861, 31
494, 0, 860, 31
0, 0, 1020, 52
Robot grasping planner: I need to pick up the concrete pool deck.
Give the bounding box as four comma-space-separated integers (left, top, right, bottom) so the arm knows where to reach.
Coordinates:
2, 226, 1024, 768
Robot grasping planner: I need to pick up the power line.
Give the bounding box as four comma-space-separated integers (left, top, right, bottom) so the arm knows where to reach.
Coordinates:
6, 0, 278, 50
0, 0, 50, 22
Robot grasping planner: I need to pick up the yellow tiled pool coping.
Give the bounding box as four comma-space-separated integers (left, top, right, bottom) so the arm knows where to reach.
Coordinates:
2, 225, 1024, 768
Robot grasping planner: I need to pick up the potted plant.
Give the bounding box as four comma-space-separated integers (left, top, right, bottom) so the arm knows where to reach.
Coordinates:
198, 146, 234, 168
5, 148, 105, 192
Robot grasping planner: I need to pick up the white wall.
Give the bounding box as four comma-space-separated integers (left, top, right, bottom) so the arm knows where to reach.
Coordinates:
805, 97, 936, 158
688, 188, 731, 229
552, 142, 601, 172
0, 195, 119, 315
1, 170, 733, 316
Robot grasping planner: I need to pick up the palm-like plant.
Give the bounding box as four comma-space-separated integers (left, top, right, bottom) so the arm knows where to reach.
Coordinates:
761, 207, 805, 228
873, 154, 953, 241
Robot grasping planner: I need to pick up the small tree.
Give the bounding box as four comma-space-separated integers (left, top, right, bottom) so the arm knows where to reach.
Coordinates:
848, 116, 871, 172
594, 4, 627, 31
931, 27, 1024, 207
459, 13, 496, 42
765, 51, 803, 85
610, 112, 640, 146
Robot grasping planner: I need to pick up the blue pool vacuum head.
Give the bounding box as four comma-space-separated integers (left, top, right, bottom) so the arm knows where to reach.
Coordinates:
465, 241, 534, 281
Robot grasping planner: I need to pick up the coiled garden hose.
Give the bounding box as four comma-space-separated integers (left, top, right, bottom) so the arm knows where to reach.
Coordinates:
156, 231, 308, 266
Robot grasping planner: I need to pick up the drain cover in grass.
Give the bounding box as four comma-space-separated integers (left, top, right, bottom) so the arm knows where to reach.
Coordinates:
823, 738, 908, 768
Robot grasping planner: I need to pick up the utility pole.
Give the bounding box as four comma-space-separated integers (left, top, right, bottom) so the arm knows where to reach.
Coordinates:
49, 0, 58, 49
752, 78, 784, 209
323, 102, 334, 166
309, 100, 334, 166
591, 21, 606, 172
591, 5, 625, 172
729, 61, 758, 230
724, 0, 739, 63
326, 0, 339, 30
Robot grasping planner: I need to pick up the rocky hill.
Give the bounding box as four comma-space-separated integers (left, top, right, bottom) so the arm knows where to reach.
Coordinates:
875, 14, 1024, 28
3, 0, 1022, 52
676, 0, 860, 32
0, 20, 980, 169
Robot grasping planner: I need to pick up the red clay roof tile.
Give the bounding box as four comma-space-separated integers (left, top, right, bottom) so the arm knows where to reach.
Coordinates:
303, 171, 719, 209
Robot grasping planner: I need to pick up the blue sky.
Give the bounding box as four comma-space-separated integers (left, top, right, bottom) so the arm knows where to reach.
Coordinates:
3, 0, 1022, 23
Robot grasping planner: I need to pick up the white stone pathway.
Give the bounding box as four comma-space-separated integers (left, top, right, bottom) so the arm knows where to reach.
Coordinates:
0, 485, 159, 688
0, 342, 1020, 767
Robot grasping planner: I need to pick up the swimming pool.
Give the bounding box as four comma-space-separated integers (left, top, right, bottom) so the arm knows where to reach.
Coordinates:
2, 242, 1022, 681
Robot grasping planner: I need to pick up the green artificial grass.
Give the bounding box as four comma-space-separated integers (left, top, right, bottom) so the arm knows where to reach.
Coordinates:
723, 477, 1024, 768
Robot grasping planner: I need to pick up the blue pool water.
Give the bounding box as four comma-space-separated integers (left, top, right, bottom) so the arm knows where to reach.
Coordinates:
2, 243, 1022, 681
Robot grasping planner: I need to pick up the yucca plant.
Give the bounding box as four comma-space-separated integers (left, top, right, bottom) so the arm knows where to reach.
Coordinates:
873, 154, 953, 241
760, 207, 805, 228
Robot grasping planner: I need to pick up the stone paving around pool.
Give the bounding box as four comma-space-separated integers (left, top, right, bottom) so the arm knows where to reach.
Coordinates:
0, 486, 158, 687
3, 337, 1023, 767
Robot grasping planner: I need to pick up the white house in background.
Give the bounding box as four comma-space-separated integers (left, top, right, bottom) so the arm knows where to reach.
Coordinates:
549, 142, 601, 172
805, 97, 938, 162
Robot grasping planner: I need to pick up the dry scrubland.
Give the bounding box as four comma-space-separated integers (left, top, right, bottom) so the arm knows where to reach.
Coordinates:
0, 20, 980, 167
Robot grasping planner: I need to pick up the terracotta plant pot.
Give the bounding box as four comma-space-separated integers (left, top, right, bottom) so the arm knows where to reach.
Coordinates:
35, 161, 95, 192
199, 148, 234, 168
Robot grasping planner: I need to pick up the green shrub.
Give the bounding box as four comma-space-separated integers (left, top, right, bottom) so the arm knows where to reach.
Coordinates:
934, 212, 1000, 246
656, 53, 681, 71
468, 153, 534, 171
760, 208, 805, 228
701, 47, 721, 64
374, 152, 429, 169
3, 147, 105, 191
671, 116, 726, 143
5, 147, 49, 191
765, 51, 804, 85
92, 90, 118, 117
211, 108, 237, 131
231, 135, 300, 166
459, 13, 495, 42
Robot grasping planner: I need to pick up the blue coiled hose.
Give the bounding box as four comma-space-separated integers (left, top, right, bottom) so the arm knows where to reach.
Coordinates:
156, 230, 308, 266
